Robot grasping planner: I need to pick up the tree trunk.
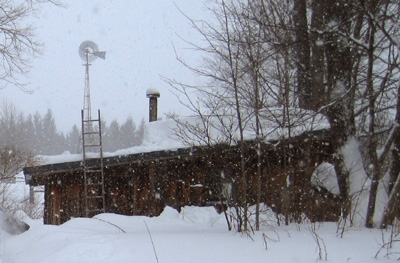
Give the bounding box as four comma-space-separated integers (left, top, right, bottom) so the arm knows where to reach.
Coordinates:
310, 0, 326, 110
381, 60, 400, 228
365, 15, 379, 228
324, 0, 356, 220
293, 0, 312, 109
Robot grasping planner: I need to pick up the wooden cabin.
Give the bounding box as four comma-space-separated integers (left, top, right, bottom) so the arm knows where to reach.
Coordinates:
24, 127, 340, 225
24, 93, 341, 225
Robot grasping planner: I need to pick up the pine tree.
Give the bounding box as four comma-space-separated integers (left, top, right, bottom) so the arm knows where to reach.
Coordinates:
120, 116, 137, 149
66, 125, 81, 154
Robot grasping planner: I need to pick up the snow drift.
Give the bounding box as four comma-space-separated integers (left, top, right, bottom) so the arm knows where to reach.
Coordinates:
0, 207, 29, 235
1, 206, 399, 263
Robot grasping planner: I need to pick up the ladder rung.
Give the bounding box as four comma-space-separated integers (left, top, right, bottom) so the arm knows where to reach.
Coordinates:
87, 179, 102, 183
83, 160, 102, 163
87, 181, 102, 184
85, 175, 102, 178
84, 166, 102, 170
87, 209, 104, 213
84, 144, 101, 147
82, 119, 100, 123
85, 169, 101, 173
86, 175, 102, 178
86, 176, 102, 180
87, 183, 103, 187
83, 131, 99, 135
85, 171, 102, 174
87, 195, 103, 199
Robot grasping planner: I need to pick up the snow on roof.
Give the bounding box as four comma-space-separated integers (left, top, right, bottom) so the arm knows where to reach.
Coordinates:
146, 88, 160, 97
35, 109, 330, 166
167, 108, 329, 146
35, 119, 188, 166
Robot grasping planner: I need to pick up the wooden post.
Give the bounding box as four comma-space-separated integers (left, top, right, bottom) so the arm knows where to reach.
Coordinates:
29, 186, 34, 204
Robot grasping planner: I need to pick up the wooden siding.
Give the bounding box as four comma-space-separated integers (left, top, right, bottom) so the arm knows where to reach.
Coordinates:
28, 131, 340, 225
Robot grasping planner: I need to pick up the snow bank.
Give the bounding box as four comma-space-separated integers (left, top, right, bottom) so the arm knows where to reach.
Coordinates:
0, 208, 30, 235
2, 206, 399, 263
311, 162, 340, 195
341, 137, 370, 226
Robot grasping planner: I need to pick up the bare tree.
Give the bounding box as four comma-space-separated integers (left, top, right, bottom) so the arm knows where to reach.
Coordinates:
0, 0, 62, 89
289, 0, 400, 227
367, 1, 400, 228
168, 0, 400, 230
0, 145, 37, 183
167, 0, 255, 231
0, 144, 42, 218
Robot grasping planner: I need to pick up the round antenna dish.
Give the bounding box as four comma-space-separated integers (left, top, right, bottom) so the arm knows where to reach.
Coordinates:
79, 40, 99, 63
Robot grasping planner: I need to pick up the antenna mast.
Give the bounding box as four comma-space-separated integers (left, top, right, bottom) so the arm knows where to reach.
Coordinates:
79, 40, 106, 130
83, 47, 92, 123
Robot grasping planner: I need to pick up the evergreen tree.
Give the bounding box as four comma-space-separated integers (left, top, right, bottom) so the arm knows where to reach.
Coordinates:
22, 114, 37, 153
120, 116, 137, 148
103, 120, 121, 152
42, 110, 59, 154
135, 118, 145, 146
66, 125, 81, 154
32, 112, 43, 154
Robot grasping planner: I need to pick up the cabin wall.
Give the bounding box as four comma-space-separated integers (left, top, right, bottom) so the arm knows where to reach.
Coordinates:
42, 173, 84, 225
105, 176, 134, 215
64, 184, 84, 220
44, 184, 62, 225
38, 134, 339, 225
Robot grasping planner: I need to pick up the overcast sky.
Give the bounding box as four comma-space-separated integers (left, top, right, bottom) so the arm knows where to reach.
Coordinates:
0, 0, 208, 133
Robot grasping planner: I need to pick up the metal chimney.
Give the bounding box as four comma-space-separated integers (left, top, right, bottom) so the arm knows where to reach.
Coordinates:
146, 88, 160, 122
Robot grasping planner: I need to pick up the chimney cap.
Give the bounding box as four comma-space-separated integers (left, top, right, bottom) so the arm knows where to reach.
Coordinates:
146, 88, 160, 98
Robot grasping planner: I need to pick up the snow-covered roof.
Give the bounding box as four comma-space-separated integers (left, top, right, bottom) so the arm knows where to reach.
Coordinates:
34, 109, 330, 166
146, 88, 160, 97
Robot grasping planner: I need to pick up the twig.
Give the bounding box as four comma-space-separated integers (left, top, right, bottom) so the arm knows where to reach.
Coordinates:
309, 226, 328, 261
92, 217, 126, 233
144, 220, 160, 263
262, 233, 268, 250
375, 226, 400, 260
262, 230, 280, 251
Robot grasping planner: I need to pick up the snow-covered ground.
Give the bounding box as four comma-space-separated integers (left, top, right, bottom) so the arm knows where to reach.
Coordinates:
0, 206, 399, 263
